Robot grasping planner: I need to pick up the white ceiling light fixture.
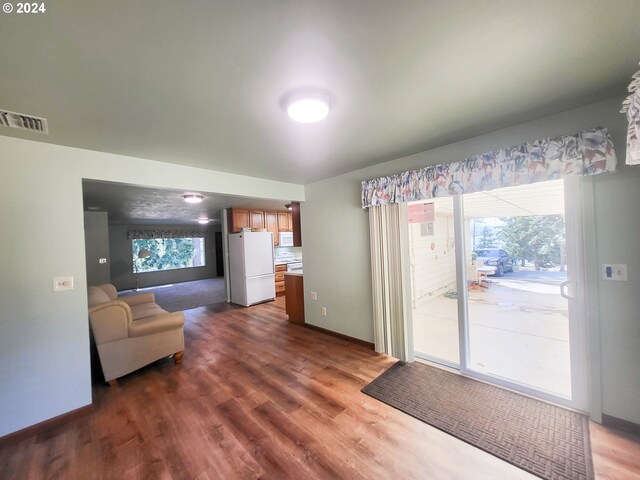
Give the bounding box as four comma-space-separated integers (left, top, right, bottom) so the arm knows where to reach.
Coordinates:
284, 89, 331, 123
181, 193, 204, 204
197, 217, 210, 225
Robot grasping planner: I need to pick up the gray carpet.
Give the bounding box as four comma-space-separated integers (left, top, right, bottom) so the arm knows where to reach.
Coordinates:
121, 278, 226, 312
362, 361, 594, 480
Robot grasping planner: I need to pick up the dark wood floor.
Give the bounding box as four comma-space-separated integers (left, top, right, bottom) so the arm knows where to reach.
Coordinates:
1, 297, 639, 479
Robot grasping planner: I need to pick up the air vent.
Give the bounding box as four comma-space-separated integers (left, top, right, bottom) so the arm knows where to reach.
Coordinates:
0, 109, 48, 134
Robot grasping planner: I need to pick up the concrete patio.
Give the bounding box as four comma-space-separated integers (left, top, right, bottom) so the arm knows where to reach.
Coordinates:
412, 270, 572, 398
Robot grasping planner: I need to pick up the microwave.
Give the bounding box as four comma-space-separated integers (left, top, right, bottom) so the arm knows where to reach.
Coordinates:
278, 231, 294, 246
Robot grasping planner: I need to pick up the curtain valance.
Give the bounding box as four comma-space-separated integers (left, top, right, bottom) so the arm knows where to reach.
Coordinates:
361, 127, 616, 208
127, 229, 206, 240
621, 65, 640, 165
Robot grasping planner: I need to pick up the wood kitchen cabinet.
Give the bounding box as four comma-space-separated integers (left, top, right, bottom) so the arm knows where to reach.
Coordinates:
284, 273, 304, 324
249, 210, 265, 230
265, 211, 279, 246
275, 264, 287, 296
231, 209, 250, 232
230, 207, 299, 245
277, 212, 292, 232
291, 202, 302, 247
231, 208, 270, 232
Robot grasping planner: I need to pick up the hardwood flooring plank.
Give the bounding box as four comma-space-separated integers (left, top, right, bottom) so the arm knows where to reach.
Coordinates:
0, 296, 638, 480
214, 398, 304, 479
252, 400, 367, 480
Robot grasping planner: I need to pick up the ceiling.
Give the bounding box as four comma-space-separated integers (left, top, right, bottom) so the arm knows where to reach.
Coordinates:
1, 1, 639, 184
82, 180, 291, 225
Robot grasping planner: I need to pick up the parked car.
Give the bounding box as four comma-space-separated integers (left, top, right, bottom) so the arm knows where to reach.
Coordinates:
474, 248, 513, 277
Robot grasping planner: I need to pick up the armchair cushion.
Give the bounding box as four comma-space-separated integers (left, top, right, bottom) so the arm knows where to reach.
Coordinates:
96, 283, 118, 300
129, 312, 185, 337
121, 291, 156, 306
88, 286, 112, 308
130, 303, 167, 320
88, 300, 131, 344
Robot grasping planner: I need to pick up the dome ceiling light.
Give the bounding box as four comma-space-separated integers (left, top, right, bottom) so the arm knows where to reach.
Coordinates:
197, 218, 210, 225
181, 193, 204, 204
283, 89, 331, 123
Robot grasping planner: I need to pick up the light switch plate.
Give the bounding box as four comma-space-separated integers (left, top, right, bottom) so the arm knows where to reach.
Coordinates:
310, 291, 317, 300
53, 276, 74, 292
602, 264, 628, 281
99, 258, 107, 264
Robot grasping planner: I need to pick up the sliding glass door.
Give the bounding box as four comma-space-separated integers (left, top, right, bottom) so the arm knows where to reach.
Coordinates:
408, 179, 587, 411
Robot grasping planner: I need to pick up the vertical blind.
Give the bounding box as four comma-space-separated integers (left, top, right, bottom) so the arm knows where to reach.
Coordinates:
368, 203, 410, 360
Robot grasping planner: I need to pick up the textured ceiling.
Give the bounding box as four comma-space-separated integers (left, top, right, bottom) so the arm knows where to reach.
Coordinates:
82, 180, 291, 225
1, 1, 639, 184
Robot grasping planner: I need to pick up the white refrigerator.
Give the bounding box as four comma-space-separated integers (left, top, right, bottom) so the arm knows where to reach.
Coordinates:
228, 231, 276, 307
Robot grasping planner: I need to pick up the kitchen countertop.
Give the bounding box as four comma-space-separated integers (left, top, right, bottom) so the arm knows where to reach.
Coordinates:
284, 271, 303, 276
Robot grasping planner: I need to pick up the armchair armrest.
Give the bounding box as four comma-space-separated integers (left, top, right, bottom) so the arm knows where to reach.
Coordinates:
120, 292, 156, 306
128, 312, 185, 338
89, 300, 132, 344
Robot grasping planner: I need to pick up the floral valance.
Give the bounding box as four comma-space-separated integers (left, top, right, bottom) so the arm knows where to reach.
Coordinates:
621, 64, 640, 165
127, 229, 206, 240
361, 127, 616, 208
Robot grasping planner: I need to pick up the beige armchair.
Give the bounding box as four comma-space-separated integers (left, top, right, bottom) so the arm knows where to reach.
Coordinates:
88, 284, 184, 384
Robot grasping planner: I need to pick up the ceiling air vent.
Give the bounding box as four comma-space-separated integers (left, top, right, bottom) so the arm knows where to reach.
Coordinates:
0, 109, 48, 134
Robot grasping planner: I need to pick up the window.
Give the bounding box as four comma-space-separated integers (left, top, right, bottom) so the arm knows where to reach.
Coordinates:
132, 237, 205, 273
420, 222, 435, 237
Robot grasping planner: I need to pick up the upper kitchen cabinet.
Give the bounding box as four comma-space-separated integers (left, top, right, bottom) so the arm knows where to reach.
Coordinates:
265, 211, 279, 246
249, 210, 265, 230
230, 207, 300, 246
230, 208, 267, 232
277, 212, 292, 232
232, 209, 250, 232
291, 202, 302, 247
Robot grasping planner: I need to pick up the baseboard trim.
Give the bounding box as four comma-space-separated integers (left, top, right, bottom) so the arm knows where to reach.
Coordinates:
0, 404, 92, 447
301, 323, 375, 350
602, 413, 640, 436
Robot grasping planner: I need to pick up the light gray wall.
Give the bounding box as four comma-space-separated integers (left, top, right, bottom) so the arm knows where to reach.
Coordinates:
108, 223, 217, 291
301, 96, 640, 425
0, 136, 304, 437
593, 170, 640, 423
83, 211, 111, 285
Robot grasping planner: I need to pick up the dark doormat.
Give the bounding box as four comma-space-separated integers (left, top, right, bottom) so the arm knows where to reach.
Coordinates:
362, 361, 593, 480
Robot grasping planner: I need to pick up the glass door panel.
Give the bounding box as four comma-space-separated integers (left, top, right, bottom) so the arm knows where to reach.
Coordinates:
408, 197, 460, 366
463, 180, 572, 400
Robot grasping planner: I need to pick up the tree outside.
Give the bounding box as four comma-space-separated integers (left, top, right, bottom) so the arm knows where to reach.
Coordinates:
499, 215, 565, 271
132, 237, 205, 273
476, 225, 499, 249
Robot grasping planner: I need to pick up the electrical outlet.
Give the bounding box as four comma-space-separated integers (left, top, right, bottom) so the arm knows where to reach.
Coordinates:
53, 276, 74, 292
99, 258, 107, 264
310, 291, 317, 300
321, 306, 327, 316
